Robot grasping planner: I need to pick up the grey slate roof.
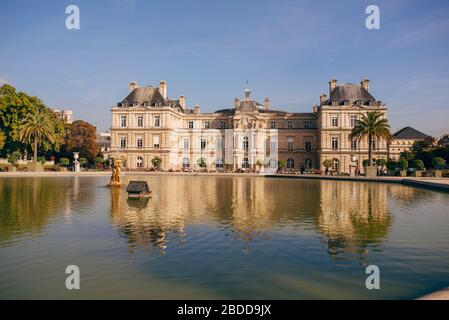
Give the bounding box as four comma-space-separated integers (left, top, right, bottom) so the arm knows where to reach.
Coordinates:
324, 84, 376, 105
126, 181, 150, 193
120, 87, 184, 111
393, 127, 430, 140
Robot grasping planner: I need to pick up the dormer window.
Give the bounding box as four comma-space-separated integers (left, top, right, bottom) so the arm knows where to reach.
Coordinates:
133, 102, 138, 107
143, 101, 149, 107
332, 101, 338, 106
343, 100, 349, 106
122, 100, 128, 107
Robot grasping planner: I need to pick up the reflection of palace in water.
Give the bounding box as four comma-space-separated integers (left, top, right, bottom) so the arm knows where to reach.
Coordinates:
109, 176, 406, 260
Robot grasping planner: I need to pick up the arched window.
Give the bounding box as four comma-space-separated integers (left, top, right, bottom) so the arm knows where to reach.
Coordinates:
286, 158, 295, 169
136, 156, 143, 168
305, 158, 312, 169
333, 158, 339, 171
182, 157, 190, 168
215, 158, 223, 168
242, 157, 250, 169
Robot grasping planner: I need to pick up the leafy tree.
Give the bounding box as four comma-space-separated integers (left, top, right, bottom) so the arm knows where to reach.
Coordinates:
197, 157, 207, 168
78, 157, 88, 167
349, 111, 393, 167
19, 108, 55, 162
0, 84, 64, 157
362, 159, 370, 167
0, 131, 5, 150
397, 158, 408, 171
432, 157, 446, 169
278, 159, 286, 169
322, 159, 333, 170
8, 151, 21, 167
411, 140, 430, 154
411, 159, 424, 171
386, 160, 397, 171
255, 159, 263, 170
64, 120, 99, 161
151, 156, 162, 168
376, 159, 387, 167
399, 150, 414, 162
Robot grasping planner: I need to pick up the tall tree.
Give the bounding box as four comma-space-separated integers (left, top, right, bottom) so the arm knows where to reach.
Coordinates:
19, 109, 56, 162
0, 84, 65, 157
349, 111, 394, 167
64, 120, 99, 160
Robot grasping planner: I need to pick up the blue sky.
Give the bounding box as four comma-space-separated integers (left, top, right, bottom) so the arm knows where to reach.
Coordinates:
0, 0, 448, 135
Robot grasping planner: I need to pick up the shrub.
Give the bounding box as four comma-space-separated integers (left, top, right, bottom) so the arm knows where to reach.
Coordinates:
411, 159, 424, 171
78, 157, 88, 167
432, 157, 446, 169
322, 159, 333, 169
376, 159, 387, 167
362, 159, 370, 167
151, 156, 162, 168
8, 151, 21, 166
37, 156, 46, 164
59, 157, 70, 167
397, 158, 408, 171
94, 157, 104, 164
386, 160, 397, 171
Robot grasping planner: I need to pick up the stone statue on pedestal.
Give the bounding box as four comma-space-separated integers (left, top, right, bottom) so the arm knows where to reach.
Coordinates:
109, 158, 123, 186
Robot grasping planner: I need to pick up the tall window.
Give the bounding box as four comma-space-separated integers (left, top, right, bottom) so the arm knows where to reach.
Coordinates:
136, 156, 143, 168
305, 158, 312, 169
270, 121, 276, 129
331, 137, 339, 150
286, 158, 295, 169
305, 141, 311, 152
137, 116, 143, 127
153, 135, 160, 148
287, 121, 293, 129
287, 139, 293, 151
243, 136, 249, 151
351, 139, 357, 150
120, 115, 127, 127
331, 115, 338, 127
304, 120, 311, 129
201, 138, 206, 149
154, 115, 160, 127
217, 138, 223, 150
350, 115, 357, 127
242, 157, 250, 169
136, 137, 143, 149
204, 121, 210, 129
120, 137, 126, 148
220, 120, 226, 129
188, 121, 194, 129
183, 138, 189, 150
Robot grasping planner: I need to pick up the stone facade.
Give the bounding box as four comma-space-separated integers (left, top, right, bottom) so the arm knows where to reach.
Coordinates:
110, 79, 391, 174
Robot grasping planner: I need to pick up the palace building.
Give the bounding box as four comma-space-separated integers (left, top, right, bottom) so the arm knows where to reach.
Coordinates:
110, 79, 392, 174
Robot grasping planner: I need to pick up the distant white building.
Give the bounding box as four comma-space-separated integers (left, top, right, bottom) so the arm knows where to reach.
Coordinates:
96, 131, 112, 154
53, 109, 73, 124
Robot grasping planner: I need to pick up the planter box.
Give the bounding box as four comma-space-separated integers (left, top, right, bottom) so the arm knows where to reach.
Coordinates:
412, 171, 422, 177
432, 170, 443, 178
399, 170, 407, 177
27, 162, 44, 172
365, 167, 377, 177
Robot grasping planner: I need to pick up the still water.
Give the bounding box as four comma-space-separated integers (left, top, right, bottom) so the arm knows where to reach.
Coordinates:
0, 175, 448, 299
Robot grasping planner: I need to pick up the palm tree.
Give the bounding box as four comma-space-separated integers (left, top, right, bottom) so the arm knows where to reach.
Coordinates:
19, 109, 55, 162
349, 111, 393, 167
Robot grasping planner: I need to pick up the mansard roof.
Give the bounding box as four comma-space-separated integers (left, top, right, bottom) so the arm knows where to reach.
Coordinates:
325, 84, 377, 105
119, 86, 184, 111
393, 127, 430, 140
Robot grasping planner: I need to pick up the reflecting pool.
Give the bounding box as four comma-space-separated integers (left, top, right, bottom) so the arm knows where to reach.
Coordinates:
0, 175, 448, 299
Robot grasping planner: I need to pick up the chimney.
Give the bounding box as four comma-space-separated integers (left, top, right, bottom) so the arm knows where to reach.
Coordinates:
319, 93, 327, 104
128, 81, 138, 91
329, 79, 337, 95
361, 78, 370, 91
159, 80, 167, 99
179, 95, 186, 109
194, 105, 200, 114
264, 97, 270, 110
